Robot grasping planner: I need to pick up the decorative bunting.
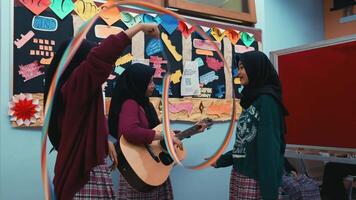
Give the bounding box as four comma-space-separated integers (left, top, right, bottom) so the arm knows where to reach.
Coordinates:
74, 0, 99, 21
240, 32, 255, 47
50, 0, 75, 20
18, 0, 51, 15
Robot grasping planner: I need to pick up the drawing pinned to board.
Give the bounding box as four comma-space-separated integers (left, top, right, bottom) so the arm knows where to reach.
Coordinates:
240, 32, 255, 47
171, 70, 182, 84
19, 0, 51, 15
32, 16, 58, 32
49, 0, 75, 19
161, 32, 182, 61
200, 71, 219, 85
206, 56, 224, 71
142, 14, 162, 24
225, 29, 240, 45
169, 102, 193, 115
193, 39, 221, 51
121, 12, 142, 28
235, 44, 255, 53
178, 21, 195, 39
74, 0, 99, 21
14, 31, 35, 49
160, 14, 178, 35
18, 61, 45, 82
94, 25, 123, 39
210, 27, 226, 42
8, 93, 41, 127
146, 38, 163, 56
99, 0, 121, 26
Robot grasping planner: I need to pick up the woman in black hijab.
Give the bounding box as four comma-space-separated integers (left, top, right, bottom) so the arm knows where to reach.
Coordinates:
212, 51, 288, 200
108, 63, 181, 199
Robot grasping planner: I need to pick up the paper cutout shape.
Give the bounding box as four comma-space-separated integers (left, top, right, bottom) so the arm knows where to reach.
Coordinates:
210, 27, 226, 42
235, 45, 255, 53
240, 32, 255, 47
207, 102, 230, 116
74, 0, 99, 21
50, 0, 75, 19
132, 58, 150, 65
169, 102, 193, 115
146, 38, 163, 56
18, 61, 44, 82
200, 71, 219, 85
114, 66, 125, 75
193, 39, 221, 51
181, 61, 200, 96
161, 32, 182, 61
206, 56, 224, 71
171, 70, 182, 84
160, 14, 178, 35
142, 14, 162, 24
238, 85, 244, 93
121, 12, 142, 28
40, 56, 54, 65
225, 29, 240, 45
8, 93, 41, 126
198, 88, 212, 98
94, 25, 123, 39
14, 31, 34, 49
150, 56, 167, 78
155, 84, 172, 95
196, 49, 213, 56
215, 85, 225, 98
178, 21, 195, 39
19, 0, 51, 15
32, 16, 58, 32
99, 0, 121, 26
232, 68, 238, 77
115, 53, 133, 66
194, 57, 204, 67
234, 78, 241, 85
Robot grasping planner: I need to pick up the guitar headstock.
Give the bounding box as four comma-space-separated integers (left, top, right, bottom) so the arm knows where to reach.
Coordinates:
195, 118, 213, 131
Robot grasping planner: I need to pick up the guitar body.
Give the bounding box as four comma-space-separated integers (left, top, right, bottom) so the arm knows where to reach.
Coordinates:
116, 136, 186, 192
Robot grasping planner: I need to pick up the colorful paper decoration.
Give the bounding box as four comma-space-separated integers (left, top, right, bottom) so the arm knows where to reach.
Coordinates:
14, 31, 34, 49
210, 27, 226, 42
161, 32, 182, 62
99, 0, 121, 26
32, 16, 58, 32
18, 0, 51, 15
74, 0, 99, 21
206, 56, 224, 71
171, 70, 182, 84
50, 0, 75, 20
196, 49, 213, 56
235, 44, 255, 53
121, 12, 142, 28
142, 14, 162, 24
178, 21, 195, 39
240, 32, 255, 47
8, 93, 41, 126
146, 38, 163, 56
160, 14, 178, 35
115, 53, 133, 66
193, 39, 221, 51
225, 29, 240, 45
18, 60, 45, 82
169, 102, 193, 115
200, 71, 219, 85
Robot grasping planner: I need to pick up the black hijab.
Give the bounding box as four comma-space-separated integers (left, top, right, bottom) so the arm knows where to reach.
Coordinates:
237, 51, 288, 116
44, 39, 96, 150
108, 63, 160, 139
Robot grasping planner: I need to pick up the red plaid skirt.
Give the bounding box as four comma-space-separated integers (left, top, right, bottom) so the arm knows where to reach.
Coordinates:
73, 164, 116, 200
117, 174, 174, 200
230, 170, 263, 200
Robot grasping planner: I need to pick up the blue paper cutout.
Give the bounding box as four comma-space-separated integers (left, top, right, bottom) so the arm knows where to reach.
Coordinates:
160, 14, 178, 35
114, 66, 125, 75
155, 84, 172, 95
194, 57, 204, 67
233, 68, 238, 77
200, 71, 219, 85
32, 16, 58, 32
142, 14, 162, 24
146, 39, 163, 56
215, 85, 225, 98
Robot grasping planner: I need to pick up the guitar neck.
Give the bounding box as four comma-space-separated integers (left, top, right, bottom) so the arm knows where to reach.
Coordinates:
176, 125, 201, 140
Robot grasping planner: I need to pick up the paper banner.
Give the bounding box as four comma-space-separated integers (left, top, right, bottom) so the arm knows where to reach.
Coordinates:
18, 61, 45, 82
178, 21, 195, 39
206, 56, 224, 71
240, 32, 255, 47
121, 12, 142, 28
160, 14, 178, 35
235, 45, 255, 53
8, 93, 41, 127
19, 0, 51, 15
225, 29, 240, 45
115, 53, 133, 66
161, 32, 182, 61
99, 1, 121, 26
207, 102, 231, 116
74, 0, 99, 21
146, 38, 163, 56
210, 27, 226, 42
215, 85, 225, 98
171, 70, 182, 84
196, 49, 213, 56
169, 102, 193, 115
200, 71, 219, 85
32, 16, 58, 32
142, 13, 162, 24
193, 39, 221, 51
50, 0, 75, 20
94, 25, 123, 39
14, 31, 34, 49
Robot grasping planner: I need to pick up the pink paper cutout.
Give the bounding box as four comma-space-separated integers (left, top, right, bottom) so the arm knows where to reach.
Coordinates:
18, 61, 44, 82
169, 102, 193, 115
150, 56, 167, 78
235, 45, 255, 53
19, 0, 51, 15
14, 31, 35, 49
206, 56, 224, 71
193, 39, 221, 51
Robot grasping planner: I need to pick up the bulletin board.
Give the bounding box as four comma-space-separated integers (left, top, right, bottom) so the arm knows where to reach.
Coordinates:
271, 35, 356, 150
11, 1, 262, 127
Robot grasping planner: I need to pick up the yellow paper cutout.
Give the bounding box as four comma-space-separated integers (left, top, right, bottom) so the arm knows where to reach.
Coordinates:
99, 0, 121, 26
74, 0, 99, 21
211, 27, 226, 43
161, 32, 182, 62
207, 103, 231, 116
234, 78, 241, 85
171, 70, 182, 84
115, 53, 133, 66
196, 49, 213, 56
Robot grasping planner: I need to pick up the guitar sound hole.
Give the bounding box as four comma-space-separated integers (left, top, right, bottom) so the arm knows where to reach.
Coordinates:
159, 152, 174, 165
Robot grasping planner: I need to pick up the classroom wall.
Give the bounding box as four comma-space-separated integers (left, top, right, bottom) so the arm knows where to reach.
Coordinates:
0, 0, 324, 199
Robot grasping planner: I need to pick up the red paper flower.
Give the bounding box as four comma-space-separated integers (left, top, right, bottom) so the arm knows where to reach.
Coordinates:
8, 93, 41, 126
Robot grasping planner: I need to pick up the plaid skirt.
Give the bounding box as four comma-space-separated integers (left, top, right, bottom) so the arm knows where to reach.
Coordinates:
230, 170, 263, 200
281, 174, 321, 200
73, 164, 116, 200
117, 174, 174, 200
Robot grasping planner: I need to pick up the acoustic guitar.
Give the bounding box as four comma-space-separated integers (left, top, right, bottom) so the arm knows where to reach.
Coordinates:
115, 118, 213, 192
